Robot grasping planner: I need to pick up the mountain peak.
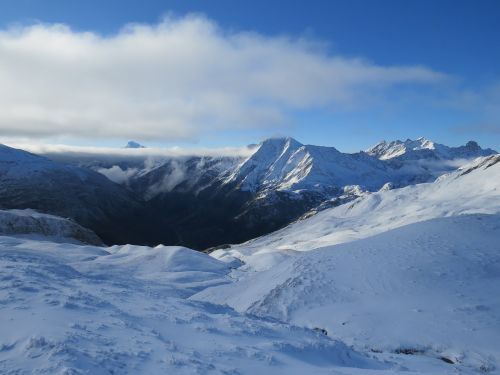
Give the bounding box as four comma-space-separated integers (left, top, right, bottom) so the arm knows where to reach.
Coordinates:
253, 137, 304, 159
464, 140, 480, 150
260, 136, 302, 148
414, 136, 433, 145
250, 137, 303, 163
124, 141, 145, 149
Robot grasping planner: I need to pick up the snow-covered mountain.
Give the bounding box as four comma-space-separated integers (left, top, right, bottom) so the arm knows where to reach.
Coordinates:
125, 137, 497, 248
225, 137, 392, 193
0, 144, 141, 244
229, 137, 496, 195
17, 137, 497, 249
366, 137, 496, 161
212, 154, 500, 266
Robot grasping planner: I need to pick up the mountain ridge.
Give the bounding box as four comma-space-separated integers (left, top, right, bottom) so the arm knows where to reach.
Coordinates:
366, 136, 496, 160
0, 137, 497, 249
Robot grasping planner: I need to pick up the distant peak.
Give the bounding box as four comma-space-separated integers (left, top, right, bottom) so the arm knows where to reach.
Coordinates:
370, 138, 431, 149
404, 137, 433, 146
456, 140, 497, 155
366, 137, 437, 160
124, 141, 145, 149
465, 140, 480, 150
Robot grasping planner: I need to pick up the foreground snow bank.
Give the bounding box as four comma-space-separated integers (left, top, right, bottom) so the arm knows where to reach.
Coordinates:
0, 236, 388, 374
195, 214, 500, 373
77, 244, 236, 295
0, 209, 103, 245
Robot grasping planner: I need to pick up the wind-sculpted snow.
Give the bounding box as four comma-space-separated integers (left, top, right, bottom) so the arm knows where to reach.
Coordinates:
0, 237, 388, 374
195, 214, 500, 373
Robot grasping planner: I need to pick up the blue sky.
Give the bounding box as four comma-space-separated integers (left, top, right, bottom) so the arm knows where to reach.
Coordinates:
0, 0, 499, 151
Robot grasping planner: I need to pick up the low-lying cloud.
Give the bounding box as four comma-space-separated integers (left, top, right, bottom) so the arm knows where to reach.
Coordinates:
97, 165, 139, 185
10, 143, 255, 159
145, 160, 187, 199
0, 14, 448, 141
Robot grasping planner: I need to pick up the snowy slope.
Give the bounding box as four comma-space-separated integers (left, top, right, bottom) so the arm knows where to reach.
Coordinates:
195, 214, 500, 373
0, 237, 390, 374
0, 209, 102, 245
214, 154, 500, 265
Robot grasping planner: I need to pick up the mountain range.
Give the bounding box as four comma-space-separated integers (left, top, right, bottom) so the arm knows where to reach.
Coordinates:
0, 137, 496, 249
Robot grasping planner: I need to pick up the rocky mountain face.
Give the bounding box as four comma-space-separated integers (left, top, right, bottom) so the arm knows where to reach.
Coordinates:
1, 138, 497, 249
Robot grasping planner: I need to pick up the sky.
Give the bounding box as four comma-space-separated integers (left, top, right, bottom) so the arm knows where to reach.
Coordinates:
0, 0, 499, 152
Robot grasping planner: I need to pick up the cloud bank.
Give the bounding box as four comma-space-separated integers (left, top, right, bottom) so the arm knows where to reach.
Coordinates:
9, 142, 255, 158
0, 15, 447, 141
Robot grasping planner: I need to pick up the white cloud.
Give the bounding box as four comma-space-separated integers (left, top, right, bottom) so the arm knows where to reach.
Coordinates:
145, 160, 187, 199
8, 142, 255, 158
0, 15, 448, 141
97, 165, 139, 184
